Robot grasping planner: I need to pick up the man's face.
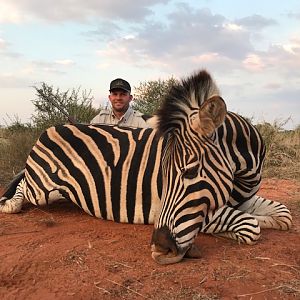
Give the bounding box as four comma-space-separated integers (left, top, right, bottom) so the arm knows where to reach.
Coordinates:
109, 89, 132, 113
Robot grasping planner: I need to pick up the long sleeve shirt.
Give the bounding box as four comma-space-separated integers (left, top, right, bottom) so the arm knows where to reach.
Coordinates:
90, 107, 150, 128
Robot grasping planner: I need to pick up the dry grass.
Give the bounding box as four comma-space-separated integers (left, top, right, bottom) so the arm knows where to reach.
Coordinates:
257, 122, 300, 180
0, 125, 40, 185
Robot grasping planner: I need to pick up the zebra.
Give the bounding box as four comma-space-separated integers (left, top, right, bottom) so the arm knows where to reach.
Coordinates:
0, 70, 292, 264
150, 70, 292, 264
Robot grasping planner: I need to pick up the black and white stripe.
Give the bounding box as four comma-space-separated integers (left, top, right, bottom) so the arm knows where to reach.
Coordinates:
150, 70, 292, 264
2, 125, 164, 224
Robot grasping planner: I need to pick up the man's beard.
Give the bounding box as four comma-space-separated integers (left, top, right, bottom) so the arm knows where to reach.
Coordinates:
113, 104, 129, 113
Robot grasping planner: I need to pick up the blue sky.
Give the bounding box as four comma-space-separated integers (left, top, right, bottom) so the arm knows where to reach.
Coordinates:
1, 0, 299, 128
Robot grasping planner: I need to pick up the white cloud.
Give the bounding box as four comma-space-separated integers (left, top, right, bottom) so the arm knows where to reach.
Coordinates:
191, 52, 221, 63
30, 60, 66, 74
91, 3, 300, 89
235, 14, 277, 30
0, 37, 21, 58
263, 83, 282, 90
223, 23, 243, 31
0, 0, 170, 23
259, 41, 300, 78
0, 38, 5, 47
287, 12, 300, 20
92, 5, 256, 77
0, 2, 24, 23
243, 54, 265, 71
0, 73, 31, 88
54, 59, 75, 66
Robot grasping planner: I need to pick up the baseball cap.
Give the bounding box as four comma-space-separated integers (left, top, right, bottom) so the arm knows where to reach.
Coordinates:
109, 78, 131, 93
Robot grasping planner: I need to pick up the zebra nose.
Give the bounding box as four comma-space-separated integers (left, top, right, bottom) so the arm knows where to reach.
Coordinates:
151, 225, 178, 256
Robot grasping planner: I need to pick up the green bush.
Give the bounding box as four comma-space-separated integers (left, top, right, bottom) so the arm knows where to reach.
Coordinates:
31, 83, 101, 131
132, 77, 178, 115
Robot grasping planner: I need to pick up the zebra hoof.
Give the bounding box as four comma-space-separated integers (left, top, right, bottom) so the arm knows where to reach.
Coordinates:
184, 244, 202, 258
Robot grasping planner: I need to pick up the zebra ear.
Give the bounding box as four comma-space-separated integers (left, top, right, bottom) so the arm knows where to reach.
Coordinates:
191, 96, 227, 136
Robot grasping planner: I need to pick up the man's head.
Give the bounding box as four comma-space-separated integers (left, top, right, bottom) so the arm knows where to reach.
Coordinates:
110, 78, 131, 93
109, 78, 133, 114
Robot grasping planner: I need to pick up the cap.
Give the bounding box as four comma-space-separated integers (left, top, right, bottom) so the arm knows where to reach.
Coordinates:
109, 78, 131, 93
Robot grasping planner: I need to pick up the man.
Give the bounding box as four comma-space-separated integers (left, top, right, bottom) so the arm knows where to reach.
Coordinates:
90, 78, 150, 128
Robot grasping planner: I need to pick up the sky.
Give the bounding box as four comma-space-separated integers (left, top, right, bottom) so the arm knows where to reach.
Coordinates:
0, 0, 299, 129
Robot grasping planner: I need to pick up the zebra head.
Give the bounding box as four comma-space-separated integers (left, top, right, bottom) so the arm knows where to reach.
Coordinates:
151, 70, 233, 264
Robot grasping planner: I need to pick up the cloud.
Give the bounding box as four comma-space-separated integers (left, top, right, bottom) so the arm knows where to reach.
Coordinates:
0, 0, 170, 23
287, 12, 300, 20
235, 14, 277, 30
0, 2, 23, 23
1, 58, 77, 92
0, 38, 6, 49
0, 37, 21, 58
95, 3, 300, 90
31, 60, 71, 74
243, 54, 265, 71
257, 87, 300, 123
85, 21, 121, 41
0, 73, 31, 88
54, 59, 75, 66
0, 58, 74, 88
263, 83, 282, 90
95, 4, 255, 75
260, 41, 300, 78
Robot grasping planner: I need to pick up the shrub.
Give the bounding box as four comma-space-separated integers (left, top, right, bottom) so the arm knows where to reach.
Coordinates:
31, 83, 101, 131
0, 83, 102, 185
256, 121, 300, 180
0, 121, 39, 185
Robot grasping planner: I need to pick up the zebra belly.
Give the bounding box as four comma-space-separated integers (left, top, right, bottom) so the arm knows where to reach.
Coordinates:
23, 173, 161, 224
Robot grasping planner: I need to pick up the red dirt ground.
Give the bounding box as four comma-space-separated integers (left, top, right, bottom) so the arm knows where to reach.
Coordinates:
0, 178, 299, 300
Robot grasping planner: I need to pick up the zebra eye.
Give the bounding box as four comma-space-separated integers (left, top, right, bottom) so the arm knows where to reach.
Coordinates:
182, 164, 199, 179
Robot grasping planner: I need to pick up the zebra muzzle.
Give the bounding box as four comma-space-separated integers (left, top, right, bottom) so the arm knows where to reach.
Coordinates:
151, 226, 195, 264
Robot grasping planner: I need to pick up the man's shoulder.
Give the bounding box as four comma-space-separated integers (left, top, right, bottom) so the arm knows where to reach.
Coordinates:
90, 109, 111, 124
132, 110, 152, 121
98, 109, 111, 116
132, 110, 143, 117
132, 110, 151, 118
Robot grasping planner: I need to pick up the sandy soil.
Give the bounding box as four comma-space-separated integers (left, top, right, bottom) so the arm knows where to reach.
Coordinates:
0, 178, 299, 300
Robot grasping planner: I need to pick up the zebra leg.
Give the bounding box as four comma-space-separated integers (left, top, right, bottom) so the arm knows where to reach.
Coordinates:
202, 205, 261, 245
235, 195, 292, 230
0, 179, 26, 213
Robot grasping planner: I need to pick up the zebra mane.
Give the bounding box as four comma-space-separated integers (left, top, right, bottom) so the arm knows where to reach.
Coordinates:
156, 70, 220, 136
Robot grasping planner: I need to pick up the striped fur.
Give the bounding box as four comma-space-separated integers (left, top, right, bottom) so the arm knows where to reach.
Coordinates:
1, 125, 164, 224
151, 70, 292, 264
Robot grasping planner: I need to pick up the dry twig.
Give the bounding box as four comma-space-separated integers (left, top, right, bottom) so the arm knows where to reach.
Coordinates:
237, 286, 283, 297
271, 263, 300, 273
254, 256, 271, 260
112, 260, 133, 268
105, 278, 146, 298
199, 276, 207, 284
94, 281, 111, 294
